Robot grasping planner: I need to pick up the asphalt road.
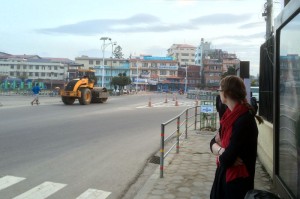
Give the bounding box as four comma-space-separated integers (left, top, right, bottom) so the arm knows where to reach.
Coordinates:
0, 93, 191, 199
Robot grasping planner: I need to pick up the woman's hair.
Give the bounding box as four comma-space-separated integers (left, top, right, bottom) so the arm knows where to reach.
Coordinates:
220, 75, 263, 124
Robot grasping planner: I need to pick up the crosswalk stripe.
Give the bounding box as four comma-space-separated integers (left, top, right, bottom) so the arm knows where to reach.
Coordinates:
76, 189, 111, 199
13, 181, 66, 199
0, 176, 26, 191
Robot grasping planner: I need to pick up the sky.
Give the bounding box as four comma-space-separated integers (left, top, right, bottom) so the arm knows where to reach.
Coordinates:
1, 0, 284, 76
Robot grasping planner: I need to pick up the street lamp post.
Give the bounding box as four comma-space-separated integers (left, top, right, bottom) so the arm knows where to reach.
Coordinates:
184, 63, 188, 94
135, 61, 138, 93
100, 37, 111, 88
110, 42, 117, 89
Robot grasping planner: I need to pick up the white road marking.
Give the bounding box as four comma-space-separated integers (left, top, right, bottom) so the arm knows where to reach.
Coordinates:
76, 189, 111, 199
0, 176, 26, 191
136, 101, 195, 108
13, 181, 66, 199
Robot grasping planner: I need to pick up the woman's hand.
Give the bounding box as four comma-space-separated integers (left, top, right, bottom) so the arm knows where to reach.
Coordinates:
233, 157, 244, 166
215, 132, 221, 145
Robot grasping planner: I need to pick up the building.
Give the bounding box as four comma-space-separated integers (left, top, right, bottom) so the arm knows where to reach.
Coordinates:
194, 38, 211, 66
177, 65, 201, 91
94, 61, 130, 89
129, 55, 179, 91
167, 44, 196, 66
75, 56, 130, 89
194, 40, 240, 89
202, 57, 223, 89
222, 52, 240, 73
0, 53, 71, 90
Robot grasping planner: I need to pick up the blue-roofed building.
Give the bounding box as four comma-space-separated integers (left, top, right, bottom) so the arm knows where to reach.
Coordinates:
94, 60, 130, 89
75, 56, 130, 89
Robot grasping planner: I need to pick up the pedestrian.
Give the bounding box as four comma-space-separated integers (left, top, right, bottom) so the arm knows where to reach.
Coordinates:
210, 75, 263, 199
31, 83, 41, 105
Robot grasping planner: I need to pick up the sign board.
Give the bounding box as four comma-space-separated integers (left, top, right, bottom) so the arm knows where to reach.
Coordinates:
200, 105, 214, 113
143, 56, 174, 61
158, 65, 178, 70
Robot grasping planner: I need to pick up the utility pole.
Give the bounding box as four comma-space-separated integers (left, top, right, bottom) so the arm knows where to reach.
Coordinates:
263, 0, 273, 40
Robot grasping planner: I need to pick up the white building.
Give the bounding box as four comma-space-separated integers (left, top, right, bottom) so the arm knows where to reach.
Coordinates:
0, 53, 73, 89
167, 44, 196, 66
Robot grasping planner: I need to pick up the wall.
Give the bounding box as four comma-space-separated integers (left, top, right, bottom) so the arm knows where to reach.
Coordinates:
257, 120, 274, 178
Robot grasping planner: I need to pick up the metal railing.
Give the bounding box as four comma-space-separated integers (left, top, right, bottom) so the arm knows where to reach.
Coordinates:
160, 105, 201, 178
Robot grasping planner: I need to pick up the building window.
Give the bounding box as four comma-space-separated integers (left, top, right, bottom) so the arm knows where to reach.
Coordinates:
41, 73, 45, 77
96, 61, 100, 65
10, 72, 14, 76
170, 71, 176, 76
48, 66, 52, 70
181, 53, 189, 56
10, 65, 14, 69
89, 60, 94, 65
35, 72, 39, 76
23, 65, 27, 69
29, 72, 33, 76
160, 70, 166, 75
29, 65, 33, 69
151, 63, 157, 68
36, 66, 39, 70
17, 65, 20, 69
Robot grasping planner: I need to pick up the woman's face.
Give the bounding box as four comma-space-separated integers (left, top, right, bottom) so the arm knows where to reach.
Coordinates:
219, 87, 226, 104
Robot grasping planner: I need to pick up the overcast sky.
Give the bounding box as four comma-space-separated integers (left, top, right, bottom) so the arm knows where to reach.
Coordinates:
1, 0, 283, 75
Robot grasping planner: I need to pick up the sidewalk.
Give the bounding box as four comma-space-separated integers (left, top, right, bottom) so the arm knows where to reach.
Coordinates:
135, 130, 273, 199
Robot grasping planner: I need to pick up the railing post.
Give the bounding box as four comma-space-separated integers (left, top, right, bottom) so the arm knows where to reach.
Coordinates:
176, 117, 180, 153
160, 124, 165, 178
185, 109, 188, 139
194, 106, 197, 130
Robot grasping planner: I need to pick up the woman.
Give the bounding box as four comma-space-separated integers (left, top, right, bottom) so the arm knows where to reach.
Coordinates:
210, 76, 263, 199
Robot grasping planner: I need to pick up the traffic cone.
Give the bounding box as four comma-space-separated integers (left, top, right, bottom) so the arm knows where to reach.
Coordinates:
172, 94, 175, 101
148, 96, 152, 107
164, 94, 168, 103
175, 97, 179, 106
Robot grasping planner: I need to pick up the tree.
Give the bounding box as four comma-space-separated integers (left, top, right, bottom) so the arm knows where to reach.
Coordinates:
113, 45, 124, 59
111, 73, 131, 91
221, 66, 236, 78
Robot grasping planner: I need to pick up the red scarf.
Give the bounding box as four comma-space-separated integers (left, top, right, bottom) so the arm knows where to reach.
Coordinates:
219, 103, 249, 183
